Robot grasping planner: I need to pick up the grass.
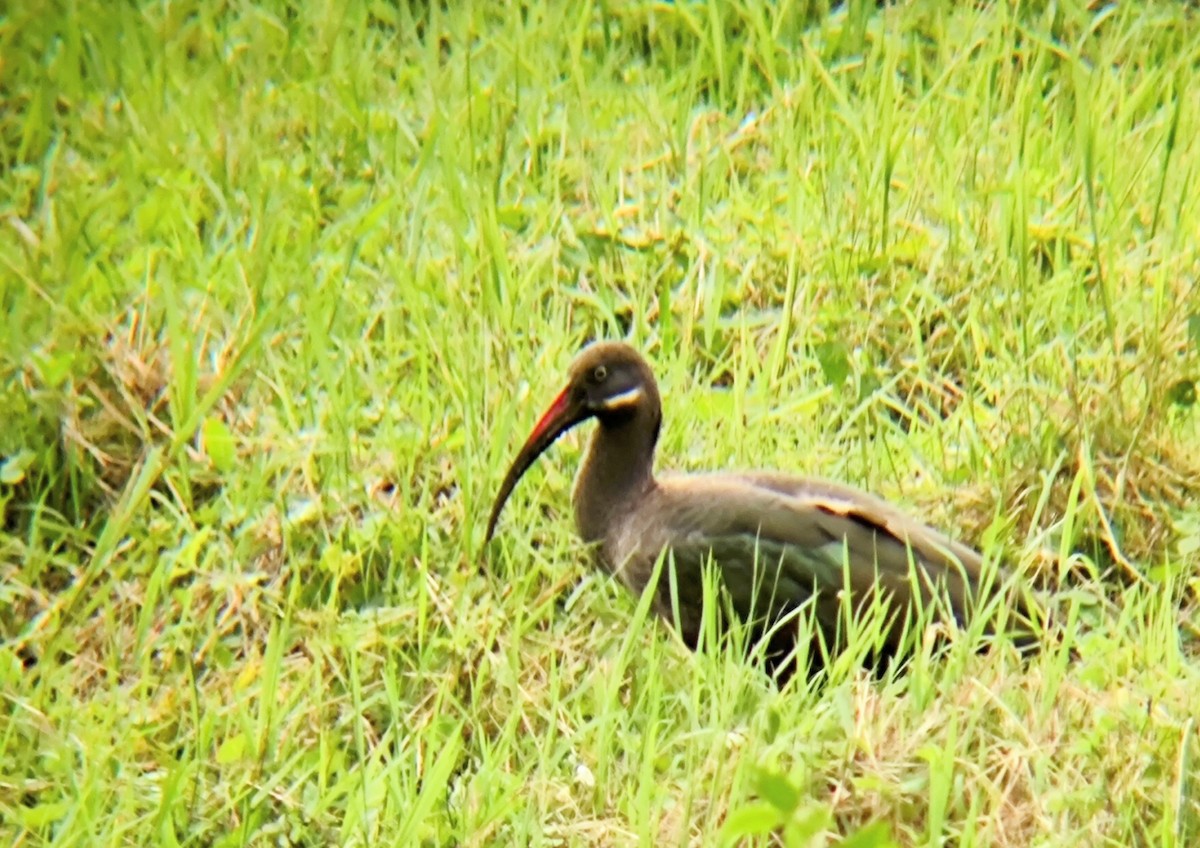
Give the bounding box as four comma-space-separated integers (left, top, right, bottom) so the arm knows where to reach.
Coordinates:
3, 0, 1200, 844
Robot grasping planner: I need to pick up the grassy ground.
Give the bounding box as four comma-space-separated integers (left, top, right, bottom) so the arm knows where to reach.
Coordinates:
3, 1, 1200, 845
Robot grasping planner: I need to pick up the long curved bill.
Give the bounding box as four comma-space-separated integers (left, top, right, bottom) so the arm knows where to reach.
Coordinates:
485, 387, 585, 542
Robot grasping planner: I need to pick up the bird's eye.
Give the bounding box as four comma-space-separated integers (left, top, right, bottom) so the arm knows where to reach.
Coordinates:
592, 365, 607, 383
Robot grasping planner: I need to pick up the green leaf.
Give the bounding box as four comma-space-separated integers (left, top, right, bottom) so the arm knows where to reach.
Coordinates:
201, 416, 236, 472
755, 769, 801, 815
0, 449, 36, 485
216, 732, 248, 764
783, 805, 832, 846
20, 801, 69, 829
841, 821, 900, 848
718, 801, 784, 845
814, 341, 851, 386
1188, 313, 1200, 353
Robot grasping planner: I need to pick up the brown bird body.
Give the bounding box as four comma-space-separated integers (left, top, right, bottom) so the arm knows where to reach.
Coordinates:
486, 342, 1032, 677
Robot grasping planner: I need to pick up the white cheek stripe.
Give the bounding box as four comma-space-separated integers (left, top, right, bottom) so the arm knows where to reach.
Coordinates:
598, 386, 644, 410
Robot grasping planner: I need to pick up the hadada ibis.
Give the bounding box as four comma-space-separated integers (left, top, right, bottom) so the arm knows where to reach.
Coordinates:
485, 342, 1036, 678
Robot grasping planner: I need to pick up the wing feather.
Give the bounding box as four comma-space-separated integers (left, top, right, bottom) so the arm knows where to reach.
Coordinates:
608, 473, 1010, 659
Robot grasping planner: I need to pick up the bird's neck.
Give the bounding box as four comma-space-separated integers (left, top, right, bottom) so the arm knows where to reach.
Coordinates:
573, 406, 660, 545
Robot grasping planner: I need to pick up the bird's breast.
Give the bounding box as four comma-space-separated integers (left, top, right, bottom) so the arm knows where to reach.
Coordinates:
584, 506, 665, 596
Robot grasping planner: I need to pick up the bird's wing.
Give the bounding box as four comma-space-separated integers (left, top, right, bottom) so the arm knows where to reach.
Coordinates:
732, 471, 986, 579
642, 474, 998, 651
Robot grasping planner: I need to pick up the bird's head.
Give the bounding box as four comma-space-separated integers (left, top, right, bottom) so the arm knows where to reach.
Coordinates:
484, 341, 659, 542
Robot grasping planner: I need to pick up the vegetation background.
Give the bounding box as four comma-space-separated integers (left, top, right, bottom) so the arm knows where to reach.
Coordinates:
3, 0, 1199, 844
